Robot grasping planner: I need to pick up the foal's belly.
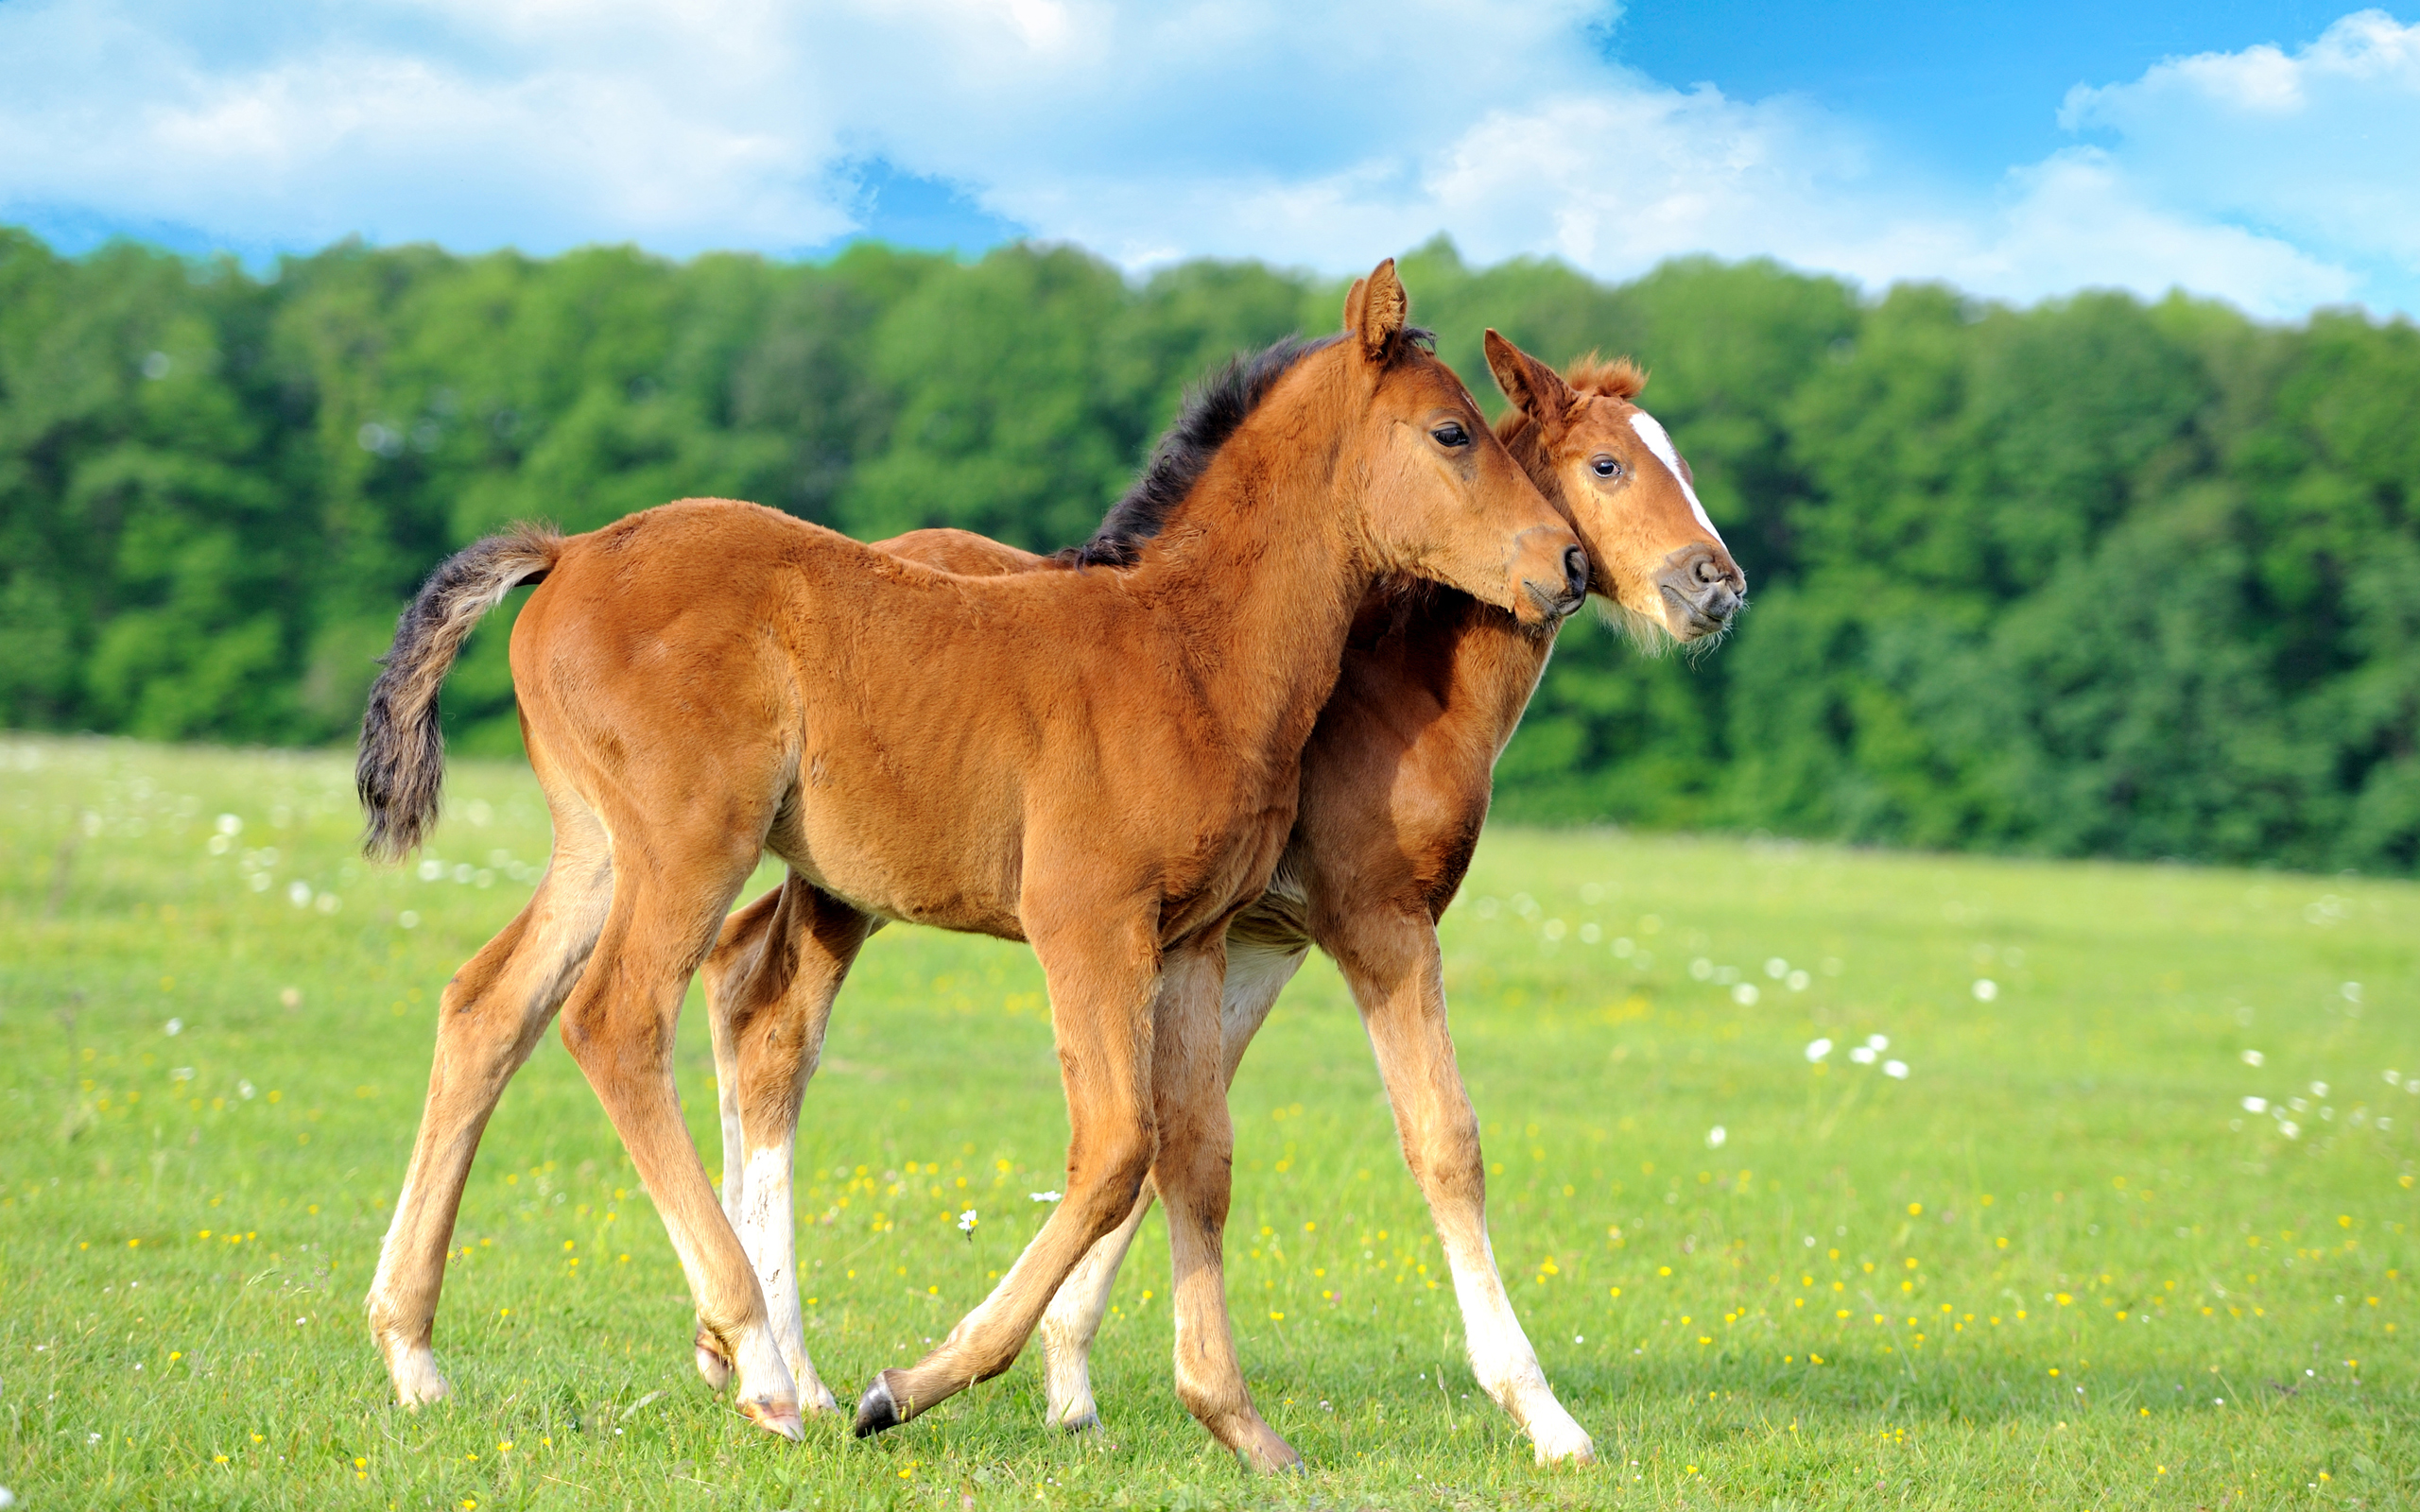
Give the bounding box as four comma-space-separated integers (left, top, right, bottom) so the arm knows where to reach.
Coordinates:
765, 779, 1029, 940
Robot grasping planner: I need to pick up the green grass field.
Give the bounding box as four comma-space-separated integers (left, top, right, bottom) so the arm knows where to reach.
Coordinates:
3, 733, 2415, 1509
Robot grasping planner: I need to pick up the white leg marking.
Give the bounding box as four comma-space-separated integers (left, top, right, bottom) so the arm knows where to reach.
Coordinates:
1443, 1229, 1594, 1463
735, 1140, 836, 1411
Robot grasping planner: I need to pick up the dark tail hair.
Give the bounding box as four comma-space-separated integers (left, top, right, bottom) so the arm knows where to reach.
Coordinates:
357, 524, 563, 862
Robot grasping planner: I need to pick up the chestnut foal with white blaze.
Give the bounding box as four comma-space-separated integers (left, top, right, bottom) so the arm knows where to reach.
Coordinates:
354, 262, 1586, 1469
697, 334, 1743, 1463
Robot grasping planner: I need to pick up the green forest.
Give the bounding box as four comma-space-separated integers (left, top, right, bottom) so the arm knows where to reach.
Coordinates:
3, 229, 2416, 871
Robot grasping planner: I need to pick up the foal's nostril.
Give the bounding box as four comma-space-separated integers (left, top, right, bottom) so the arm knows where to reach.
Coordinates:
1562, 545, 1589, 604
1694, 555, 1726, 586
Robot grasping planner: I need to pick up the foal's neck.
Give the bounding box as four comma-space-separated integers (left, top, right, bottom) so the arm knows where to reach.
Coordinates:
1122, 373, 1371, 772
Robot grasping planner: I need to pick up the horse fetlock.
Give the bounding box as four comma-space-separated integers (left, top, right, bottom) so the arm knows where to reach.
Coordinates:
693, 1321, 735, 1389
1042, 1348, 1100, 1432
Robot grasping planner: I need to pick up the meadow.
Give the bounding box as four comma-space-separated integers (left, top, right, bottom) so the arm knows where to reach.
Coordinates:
1, 732, 2413, 1509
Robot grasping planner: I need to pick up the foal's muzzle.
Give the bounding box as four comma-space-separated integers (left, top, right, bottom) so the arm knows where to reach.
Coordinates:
1524, 544, 1590, 622
1656, 543, 1744, 640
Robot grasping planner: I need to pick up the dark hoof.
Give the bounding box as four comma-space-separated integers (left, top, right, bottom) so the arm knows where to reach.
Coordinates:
852, 1371, 907, 1438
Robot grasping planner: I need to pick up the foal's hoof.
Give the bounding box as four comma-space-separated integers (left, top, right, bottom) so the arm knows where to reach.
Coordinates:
1529, 1418, 1597, 1466
382, 1341, 451, 1408
693, 1324, 735, 1390
1236, 1423, 1305, 1474
852, 1370, 908, 1437
738, 1396, 805, 1441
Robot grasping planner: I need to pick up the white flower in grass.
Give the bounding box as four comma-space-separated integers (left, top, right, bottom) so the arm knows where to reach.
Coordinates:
2310, 1081, 2329, 1097
1732, 983, 1759, 1006
1883, 1060, 1910, 1079
1765, 958, 1789, 980
1705, 1125, 1727, 1149
164, 1019, 182, 1037
1029, 1191, 1062, 1204
2242, 1049, 2264, 1067
1804, 1038, 1833, 1062
1849, 1046, 1877, 1065
1972, 979, 1998, 1002
286, 881, 312, 907
957, 1210, 978, 1235
2279, 1121, 2301, 1140
1866, 1034, 1889, 1051
1787, 970, 1811, 991
2242, 1096, 2268, 1114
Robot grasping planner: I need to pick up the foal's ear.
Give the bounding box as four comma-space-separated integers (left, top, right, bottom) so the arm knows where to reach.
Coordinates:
1485, 330, 1573, 433
1344, 258, 1409, 364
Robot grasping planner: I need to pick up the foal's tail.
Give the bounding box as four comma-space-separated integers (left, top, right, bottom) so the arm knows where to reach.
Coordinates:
357, 523, 564, 863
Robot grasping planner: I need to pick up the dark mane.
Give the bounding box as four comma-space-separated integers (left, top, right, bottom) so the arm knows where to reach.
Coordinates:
1056, 328, 1440, 569
1056, 335, 1332, 568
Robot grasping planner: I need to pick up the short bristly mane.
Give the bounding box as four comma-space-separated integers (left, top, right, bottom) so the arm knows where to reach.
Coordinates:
1493, 352, 1649, 454
1564, 352, 1647, 401
1058, 327, 1439, 569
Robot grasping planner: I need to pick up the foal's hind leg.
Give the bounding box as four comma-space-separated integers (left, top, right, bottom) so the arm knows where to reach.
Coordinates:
1332, 906, 1593, 1465
366, 802, 613, 1407
1038, 933, 1307, 1432
558, 842, 806, 1437
692, 873, 873, 1415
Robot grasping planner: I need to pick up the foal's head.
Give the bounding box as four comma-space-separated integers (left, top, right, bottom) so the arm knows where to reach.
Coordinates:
1485, 332, 1746, 645
1331, 262, 1587, 628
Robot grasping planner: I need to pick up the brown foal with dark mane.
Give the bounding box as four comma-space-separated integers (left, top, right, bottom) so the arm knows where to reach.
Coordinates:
355, 262, 1586, 1469
696, 333, 1743, 1464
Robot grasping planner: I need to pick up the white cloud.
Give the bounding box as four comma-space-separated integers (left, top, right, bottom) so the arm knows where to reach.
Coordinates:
2058, 10, 2420, 289
0, 0, 2411, 318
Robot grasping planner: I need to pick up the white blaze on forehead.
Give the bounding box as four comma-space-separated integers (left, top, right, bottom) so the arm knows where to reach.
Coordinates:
1627, 410, 1726, 546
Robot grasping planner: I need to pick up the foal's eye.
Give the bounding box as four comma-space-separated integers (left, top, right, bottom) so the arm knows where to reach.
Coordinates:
1431, 421, 1471, 448
1591, 455, 1624, 479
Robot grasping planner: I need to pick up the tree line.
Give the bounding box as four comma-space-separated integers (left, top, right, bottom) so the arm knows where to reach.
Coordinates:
2, 229, 2414, 872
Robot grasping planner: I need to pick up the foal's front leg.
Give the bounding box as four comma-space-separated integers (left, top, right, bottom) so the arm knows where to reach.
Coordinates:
851, 906, 1163, 1435
1037, 931, 1308, 1432
694, 874, 873, 1415
1149, 937, 1301, 1470
1333, 906, 1594, 1465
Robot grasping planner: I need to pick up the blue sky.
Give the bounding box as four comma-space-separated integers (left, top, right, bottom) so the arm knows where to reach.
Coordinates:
3, 1, 2415, 318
